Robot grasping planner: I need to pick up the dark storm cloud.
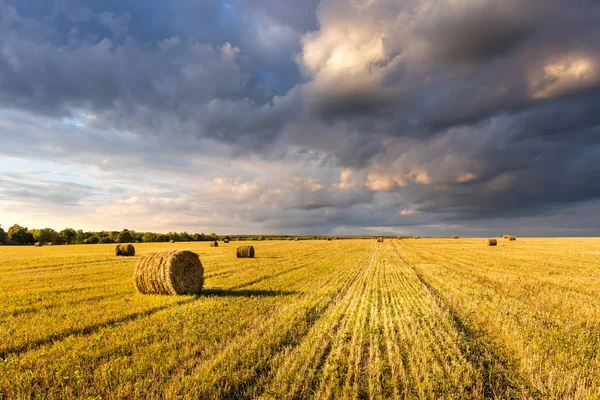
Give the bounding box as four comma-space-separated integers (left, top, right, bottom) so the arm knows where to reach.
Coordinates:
1, 0, 600, 234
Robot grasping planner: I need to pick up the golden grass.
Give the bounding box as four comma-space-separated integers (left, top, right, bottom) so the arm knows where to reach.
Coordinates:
0, 238, 599, 398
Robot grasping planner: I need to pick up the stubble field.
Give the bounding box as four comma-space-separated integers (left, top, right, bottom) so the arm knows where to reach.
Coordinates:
1, 238, 599, 399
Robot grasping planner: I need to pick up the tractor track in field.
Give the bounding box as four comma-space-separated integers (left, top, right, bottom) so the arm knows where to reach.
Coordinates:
391, 241, 537, 399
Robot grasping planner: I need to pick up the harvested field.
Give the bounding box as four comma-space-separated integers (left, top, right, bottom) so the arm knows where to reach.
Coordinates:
1, 238, 599, 399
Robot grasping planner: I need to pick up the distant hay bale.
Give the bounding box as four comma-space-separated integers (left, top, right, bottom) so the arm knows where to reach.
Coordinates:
377, 237, 384, 243
503, 234, 509, 239
487, 239, 498, 246
295, 237, 300, 241
236, 245, 255, 258
509, 236, 516, 241
134, 250, 203, 295
223, 239, 230, 244
115, 243, 135, 256
170, 240, 175, 243
413, 236, 419, 239
327, 238, 332, 241
453, 236, 459, 239
397, 236, 403, 240
34, 242, 43, 247
210, 241, 219, 247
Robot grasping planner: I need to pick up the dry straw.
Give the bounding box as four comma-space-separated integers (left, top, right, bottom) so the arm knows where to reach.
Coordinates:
115, 243, 135, 256
210, 241, 219, 247
509, 236, 517, 241
487, 239, 498, 246
236, 245, 255, 258
134, 250, 203, 295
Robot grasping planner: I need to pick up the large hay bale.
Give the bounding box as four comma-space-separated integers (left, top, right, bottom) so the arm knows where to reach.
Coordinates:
377, 237, 384, 243
509, 236, 516, 241
34, 242, 43, 247
487, 239, 498, 246
134, 250, 203, 295
236, 245, 255, 258
115, 243, 135, 256
210, 241, 219, 247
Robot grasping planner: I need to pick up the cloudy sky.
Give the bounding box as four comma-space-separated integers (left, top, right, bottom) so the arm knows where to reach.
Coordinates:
1, 0, 599, 236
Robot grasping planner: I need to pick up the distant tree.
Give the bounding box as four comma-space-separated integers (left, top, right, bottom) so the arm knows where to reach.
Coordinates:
8, 224, 34, 245
118, 229, 134, 243
60, 228, 77, 244
32, 228, 59, 244
191, 233, 201, 241
0, 224, 6, 245
76, 230, 85, 244
180, 232, 191, 242
142, 232, 156, 243
208, 232, 218, 241
99, 237, 114, 244
84, 236, 100, 244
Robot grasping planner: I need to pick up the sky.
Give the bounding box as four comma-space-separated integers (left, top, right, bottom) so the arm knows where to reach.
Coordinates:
1, 0, 600, 237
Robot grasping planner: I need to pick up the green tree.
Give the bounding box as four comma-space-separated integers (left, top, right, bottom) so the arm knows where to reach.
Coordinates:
0, 224, 6, 245
84, 236, 100, 244
142, 232, 156, 243
118, 229, 134, 243
33, 228, 59, 244
180, 232, 191, 242
60, 228, 77, 244
76, 230, 85, 244
8, 224, 34, 245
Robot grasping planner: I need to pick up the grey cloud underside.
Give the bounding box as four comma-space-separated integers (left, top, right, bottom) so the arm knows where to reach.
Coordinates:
1, 0, 600, 231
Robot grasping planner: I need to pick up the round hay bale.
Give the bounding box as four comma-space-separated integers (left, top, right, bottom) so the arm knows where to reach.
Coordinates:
210, 241, 219, 247
327, 238, 332, 241
170, 240, 175, 243
413, 236, 419, 239
377, 237, 384, 243
509, 236, 516, 241
397, 236, 403, 240
34, 242, 43, 247
115, 243, 135, 256
134, 250, 203, 295
503, 234, 509, 239
223, 239, 230, 244
453, 236, 459, 239
295, 237, 300, 241
236, 245, 255, 258
487, 238, 498, 246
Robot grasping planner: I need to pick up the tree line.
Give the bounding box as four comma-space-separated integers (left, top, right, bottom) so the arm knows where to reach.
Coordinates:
0, 224, 223, 245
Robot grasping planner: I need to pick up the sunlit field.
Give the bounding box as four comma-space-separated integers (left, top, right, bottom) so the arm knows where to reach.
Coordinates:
1, 239, 599, 399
